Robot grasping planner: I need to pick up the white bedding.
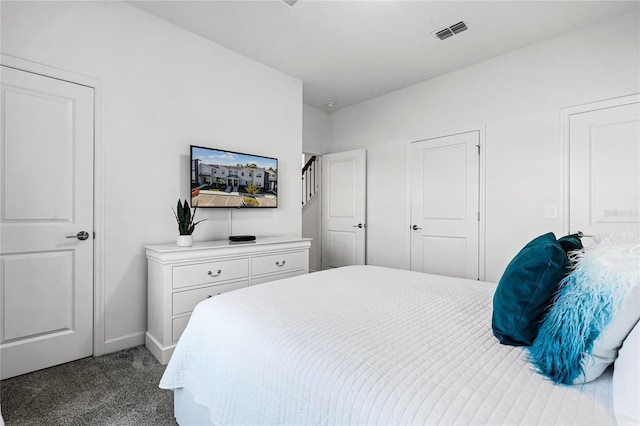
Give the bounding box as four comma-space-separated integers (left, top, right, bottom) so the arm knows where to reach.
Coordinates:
160, 265, 615, 425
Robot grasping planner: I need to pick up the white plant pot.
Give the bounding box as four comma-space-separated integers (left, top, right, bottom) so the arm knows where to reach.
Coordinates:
176, 235, 193, 247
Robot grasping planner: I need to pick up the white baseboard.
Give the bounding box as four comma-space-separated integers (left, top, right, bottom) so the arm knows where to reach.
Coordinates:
103, 331, 146, 354
145, 332, 174, 365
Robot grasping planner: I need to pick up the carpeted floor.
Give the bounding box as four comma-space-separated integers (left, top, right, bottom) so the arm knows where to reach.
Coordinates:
0, 345, 176, 426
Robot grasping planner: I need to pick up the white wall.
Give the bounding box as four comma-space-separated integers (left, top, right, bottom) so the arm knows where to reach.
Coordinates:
303, 104, 331, 155
1, 1, 302, 352
301, 195, 321, 272
328, 13, 640, 282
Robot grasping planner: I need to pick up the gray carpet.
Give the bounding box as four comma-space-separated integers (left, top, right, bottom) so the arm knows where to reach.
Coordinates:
0, 345, 177, 426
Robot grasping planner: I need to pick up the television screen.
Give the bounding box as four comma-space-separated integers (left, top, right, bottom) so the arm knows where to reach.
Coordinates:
190, 145, 278, 208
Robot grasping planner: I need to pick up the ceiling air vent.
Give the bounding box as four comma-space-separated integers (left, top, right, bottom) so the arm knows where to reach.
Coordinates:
434, 21, 468, 41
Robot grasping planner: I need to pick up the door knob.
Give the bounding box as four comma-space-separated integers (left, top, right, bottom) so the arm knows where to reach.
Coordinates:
411, 225, 422, 231
66, 231, 90, 240
576, 231, 594, 238
352, 223, 365, 229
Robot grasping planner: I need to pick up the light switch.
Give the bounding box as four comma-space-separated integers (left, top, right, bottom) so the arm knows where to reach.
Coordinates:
545, 204, 558, 219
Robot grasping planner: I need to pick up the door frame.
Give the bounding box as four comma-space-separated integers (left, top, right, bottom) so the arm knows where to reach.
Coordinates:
406, 123, 486, 280
1, 54, 107, 356
561, 93, 640, 235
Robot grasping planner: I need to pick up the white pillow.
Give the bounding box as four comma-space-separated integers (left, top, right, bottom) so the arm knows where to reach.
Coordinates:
583, 285, 640, 382
613, 319, 640, 425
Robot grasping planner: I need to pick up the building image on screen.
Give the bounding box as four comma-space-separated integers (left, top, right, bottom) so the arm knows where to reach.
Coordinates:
191, 145, 278, 208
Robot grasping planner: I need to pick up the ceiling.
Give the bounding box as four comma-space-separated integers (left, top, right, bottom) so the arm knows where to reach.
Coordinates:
128, 0, 639, 111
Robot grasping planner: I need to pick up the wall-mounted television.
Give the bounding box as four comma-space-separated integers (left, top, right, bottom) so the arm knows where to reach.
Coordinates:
190, 145, 278, 208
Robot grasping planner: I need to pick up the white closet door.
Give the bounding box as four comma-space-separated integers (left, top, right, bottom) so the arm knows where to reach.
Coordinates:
409, 131, 480, 279
0, 66, 94, 379
568, 96, 640, 239
321, 149, 366, 269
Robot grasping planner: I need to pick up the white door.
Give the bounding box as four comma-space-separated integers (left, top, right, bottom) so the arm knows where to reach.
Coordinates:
321, 149, 366, 269
409, 131, 480, 279
568, 96, 640, 239
0, 66, 94, 379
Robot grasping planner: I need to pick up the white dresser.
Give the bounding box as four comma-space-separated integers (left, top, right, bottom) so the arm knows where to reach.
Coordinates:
145, 236, 312, 364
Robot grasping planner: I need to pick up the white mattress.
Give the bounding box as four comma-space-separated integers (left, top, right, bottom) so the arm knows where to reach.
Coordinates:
160, 265, 615, 425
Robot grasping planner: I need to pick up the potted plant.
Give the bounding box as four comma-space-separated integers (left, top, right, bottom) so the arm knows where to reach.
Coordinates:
173, 199, 206, 247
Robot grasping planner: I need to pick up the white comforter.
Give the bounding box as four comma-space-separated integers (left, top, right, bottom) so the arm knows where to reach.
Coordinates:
160, 265, 615, 425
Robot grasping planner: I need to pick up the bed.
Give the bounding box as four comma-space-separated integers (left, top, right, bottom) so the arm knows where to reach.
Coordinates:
159, 264, 638, 425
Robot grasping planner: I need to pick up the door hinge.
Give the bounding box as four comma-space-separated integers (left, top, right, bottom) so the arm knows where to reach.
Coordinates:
476, 144, 480, 155
477, 212, 480, 221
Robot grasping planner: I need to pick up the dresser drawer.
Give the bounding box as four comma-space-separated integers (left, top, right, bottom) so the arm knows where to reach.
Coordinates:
251, 269, 306, 286
251, 251, 307, 276
172, 316, 190, 342
172, 280, 249, 315
173, 258, 249, 289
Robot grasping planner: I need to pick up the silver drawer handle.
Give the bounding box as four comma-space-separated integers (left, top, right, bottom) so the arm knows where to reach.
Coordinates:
275, 260, 286, 267
207, 269, 222, 278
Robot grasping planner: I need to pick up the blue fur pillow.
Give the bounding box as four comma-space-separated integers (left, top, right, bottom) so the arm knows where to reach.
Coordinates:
492, 233, 569, 346
529, 232, 640, 385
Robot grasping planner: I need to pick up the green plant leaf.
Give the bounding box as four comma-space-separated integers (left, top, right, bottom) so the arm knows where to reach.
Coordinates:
182, 199, 191, 227
177, 199, 185, 225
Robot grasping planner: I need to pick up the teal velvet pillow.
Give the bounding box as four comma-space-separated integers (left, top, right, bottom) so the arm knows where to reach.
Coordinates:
557, 233, 583, 256
492, 233, 569, 346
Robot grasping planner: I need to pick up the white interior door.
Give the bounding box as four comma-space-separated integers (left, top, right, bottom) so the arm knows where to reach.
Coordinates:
321, 149, 366, 269
409, 131, 480, 279
0, 66, 94, 379
568, 96, 640, 241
